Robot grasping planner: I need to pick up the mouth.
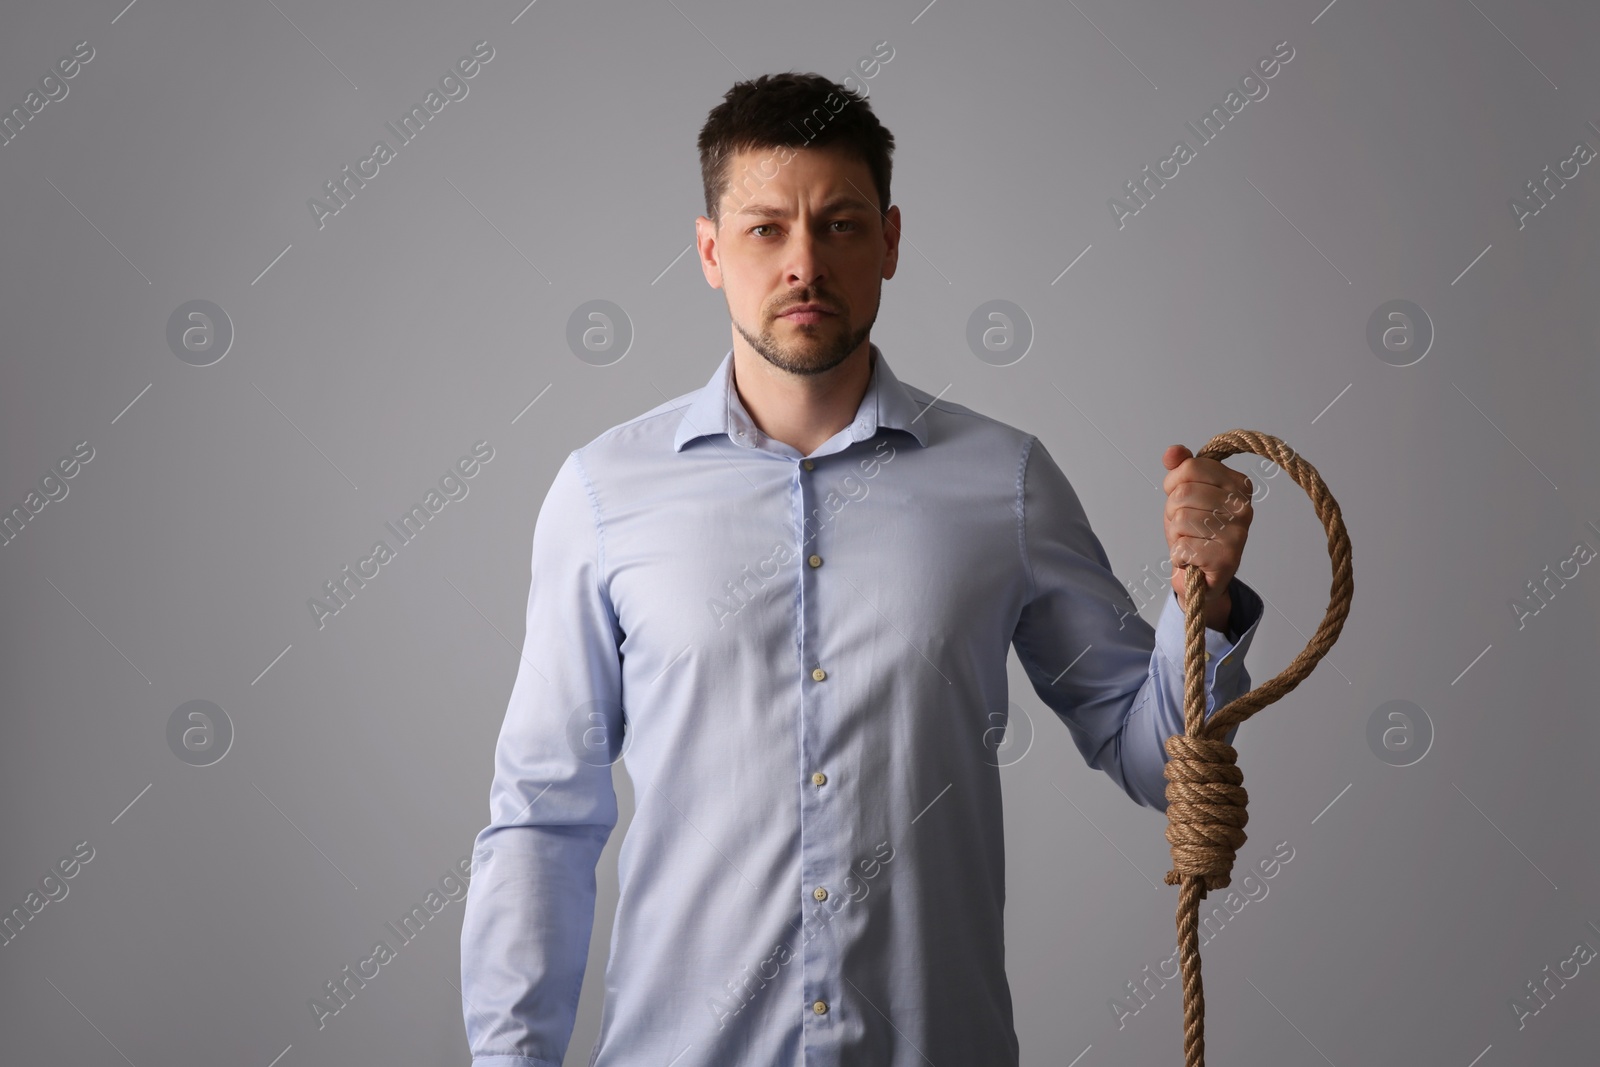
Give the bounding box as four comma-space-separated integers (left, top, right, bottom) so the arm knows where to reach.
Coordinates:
777, 304, 838, 325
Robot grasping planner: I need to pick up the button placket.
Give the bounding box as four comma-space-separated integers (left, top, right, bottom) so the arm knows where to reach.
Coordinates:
795, 451, 838, 1050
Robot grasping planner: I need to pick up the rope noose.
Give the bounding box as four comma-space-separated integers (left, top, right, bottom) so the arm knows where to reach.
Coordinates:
1161, 429, 1353, 1067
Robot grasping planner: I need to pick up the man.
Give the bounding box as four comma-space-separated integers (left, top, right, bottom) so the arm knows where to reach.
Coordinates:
460, 72, 1261, 1067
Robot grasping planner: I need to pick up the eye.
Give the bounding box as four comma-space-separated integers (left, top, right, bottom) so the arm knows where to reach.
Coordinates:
749, 224, 778, 237
830, 220, 858, 232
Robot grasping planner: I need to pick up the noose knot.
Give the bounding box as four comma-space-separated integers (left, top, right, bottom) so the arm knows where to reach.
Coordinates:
1161, 734, 1249, 896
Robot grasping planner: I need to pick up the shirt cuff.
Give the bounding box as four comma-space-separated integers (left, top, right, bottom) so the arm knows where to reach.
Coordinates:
1153, 575, 1263, 722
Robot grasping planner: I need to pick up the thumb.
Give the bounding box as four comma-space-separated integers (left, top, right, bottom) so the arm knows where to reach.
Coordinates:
1162, 444, 1192, 471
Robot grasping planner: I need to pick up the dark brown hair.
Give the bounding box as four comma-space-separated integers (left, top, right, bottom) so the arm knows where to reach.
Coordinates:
698, 72, 896, 227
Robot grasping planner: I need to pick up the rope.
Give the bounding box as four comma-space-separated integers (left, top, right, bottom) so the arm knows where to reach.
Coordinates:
1160, 429, 1353, 1067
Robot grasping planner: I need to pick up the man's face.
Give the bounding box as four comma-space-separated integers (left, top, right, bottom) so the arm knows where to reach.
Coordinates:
696, 144, 901, 377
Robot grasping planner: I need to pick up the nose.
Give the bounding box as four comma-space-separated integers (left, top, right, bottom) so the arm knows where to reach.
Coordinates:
784, 227, 826, 290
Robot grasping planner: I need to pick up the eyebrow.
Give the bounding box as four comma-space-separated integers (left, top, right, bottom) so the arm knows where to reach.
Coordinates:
733, 196, 876, 220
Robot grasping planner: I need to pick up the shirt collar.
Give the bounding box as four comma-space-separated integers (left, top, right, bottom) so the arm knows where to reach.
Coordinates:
672, 342, 930, 454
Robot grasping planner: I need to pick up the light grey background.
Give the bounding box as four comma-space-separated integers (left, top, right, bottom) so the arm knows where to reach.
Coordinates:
3, 0, 1598, 1064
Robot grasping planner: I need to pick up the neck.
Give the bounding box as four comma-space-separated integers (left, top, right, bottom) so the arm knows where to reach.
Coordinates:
730, 339, 875, 456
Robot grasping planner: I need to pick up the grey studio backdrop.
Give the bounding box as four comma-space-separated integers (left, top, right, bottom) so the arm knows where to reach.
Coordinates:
2, 0, 1597, 1064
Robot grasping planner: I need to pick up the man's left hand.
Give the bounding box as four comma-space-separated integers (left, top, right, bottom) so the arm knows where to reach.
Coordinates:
1161, 444, 1254, 632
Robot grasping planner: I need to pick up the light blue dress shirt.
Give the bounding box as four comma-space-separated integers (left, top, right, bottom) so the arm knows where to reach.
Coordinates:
459, 343, 1262, 1067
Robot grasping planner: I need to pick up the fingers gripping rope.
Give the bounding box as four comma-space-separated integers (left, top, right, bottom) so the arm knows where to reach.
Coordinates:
1158, 429, 1353, 1067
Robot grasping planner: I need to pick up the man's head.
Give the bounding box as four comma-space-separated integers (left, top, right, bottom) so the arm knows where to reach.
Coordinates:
695, 73, 900, 378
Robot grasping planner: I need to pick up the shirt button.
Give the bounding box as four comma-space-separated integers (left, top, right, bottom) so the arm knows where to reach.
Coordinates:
811, 771, 827, 786
813, 886, 828, 901
813, 1000, 828, 1015
808, 554, 823, 568
812, 667, 826, 682
803, 459, 815, 470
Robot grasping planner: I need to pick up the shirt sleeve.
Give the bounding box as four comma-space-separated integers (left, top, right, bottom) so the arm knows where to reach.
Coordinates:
459, 450, 625, 1067
1010, 435, 1264, 812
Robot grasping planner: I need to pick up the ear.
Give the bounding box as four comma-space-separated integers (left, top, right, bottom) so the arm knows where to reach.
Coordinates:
881, 204, 901, 281
694, 214, 723, 289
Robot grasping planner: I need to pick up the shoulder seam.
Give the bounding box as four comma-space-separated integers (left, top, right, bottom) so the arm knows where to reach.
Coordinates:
901, 383, 1016, 427
1017, 435, 1038, 604
567, 449, 612, 619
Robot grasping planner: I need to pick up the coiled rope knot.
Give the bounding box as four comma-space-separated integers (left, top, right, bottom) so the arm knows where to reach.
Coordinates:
1161, 734, 1249, 897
